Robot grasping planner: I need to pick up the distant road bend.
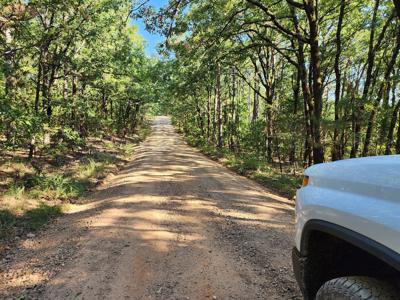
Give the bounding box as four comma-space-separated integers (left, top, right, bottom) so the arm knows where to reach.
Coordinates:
0, 116, 301, 299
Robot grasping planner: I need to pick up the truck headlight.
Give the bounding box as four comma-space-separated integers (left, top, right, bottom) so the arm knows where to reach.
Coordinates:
302, 176, 309, 187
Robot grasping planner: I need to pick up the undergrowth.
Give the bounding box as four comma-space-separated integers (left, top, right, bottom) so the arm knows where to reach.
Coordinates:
0, 124, 151, 241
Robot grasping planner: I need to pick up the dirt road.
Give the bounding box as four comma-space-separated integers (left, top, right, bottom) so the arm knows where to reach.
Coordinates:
0, 116, 301, 299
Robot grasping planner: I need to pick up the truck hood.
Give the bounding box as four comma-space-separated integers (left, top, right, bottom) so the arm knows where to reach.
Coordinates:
305, 155, 400, 202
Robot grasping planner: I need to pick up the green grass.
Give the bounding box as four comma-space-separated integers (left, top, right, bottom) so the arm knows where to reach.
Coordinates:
22, 203, 63, 230
91, 151, 117, 164
103, 140, 116, 150
7, 173, 91, 201
32, 174, 91, 200
0, 210, 16, 233
225, 155, 266, 174
252, 172, 301, 198
6, 183, 26, 199
0, 203, 63, 238
78, 159, 106, 179
121, 143, 135, 156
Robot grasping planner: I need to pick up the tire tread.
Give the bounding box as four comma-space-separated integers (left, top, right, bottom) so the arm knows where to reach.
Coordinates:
316, 276, 399, 300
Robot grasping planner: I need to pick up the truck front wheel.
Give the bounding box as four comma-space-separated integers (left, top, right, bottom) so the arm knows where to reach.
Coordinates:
316, 276, 399, 300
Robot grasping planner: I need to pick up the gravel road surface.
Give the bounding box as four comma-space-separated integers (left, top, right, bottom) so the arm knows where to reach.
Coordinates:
0, 116, 301, 299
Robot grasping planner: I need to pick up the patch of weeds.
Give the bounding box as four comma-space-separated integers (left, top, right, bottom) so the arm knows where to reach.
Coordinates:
0, 210, 16, 233
187, 135, 206, 148
253, 172, 301, 198
22, 173, 42, 188
200, 143, 227, 159
0, 203, 63, 238
226, 155, 264, 174
121, 143, 135, 156
90, 152, 117, 164
45, 143, 69, 157
50, 154, 70, 167
103, 140, 115, 150
23, 203, 63, 230
242, 156, 263, 171
30, 174, 90, 200
79, 159, 106, 179
6, 183, 26, 199
4, 172, 90, 202
4, 160, 34, 178
138, 123, 152, 140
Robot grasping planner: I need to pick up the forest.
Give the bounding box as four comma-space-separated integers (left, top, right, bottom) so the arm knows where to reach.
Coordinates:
146, 0, 400, 169
1, 0, 160, 157
0, 0, 161, 237
0, 0, 400, 228
2, 0, 400, 165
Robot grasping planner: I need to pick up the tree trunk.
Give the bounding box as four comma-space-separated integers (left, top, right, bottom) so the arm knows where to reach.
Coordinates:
305, 0, 324, 164
394, 0, 400, 19
289, 70, 300, 164
29, 50, 44, 160
252, 72, 259, 123
101, 90, 106, 115
42, 66, 49, 115
195, 97, 205, 136
265, 109, 273, 161
396, 113, 400, 154
130, 103, 141, 133
72, 75, 78, 129
332, 0, 345, 161
45, 63, 58, 118
216, 66, 223, 148
290, 5, 314, 166
351, 0, 380, 157
63, 66, 69, 102
291, 6, 314, 166
213, 85, 217, 144
378, 82, 392, 148
385, 97, 400, 155
207, 87, 211, 140
230, 70, 238, 151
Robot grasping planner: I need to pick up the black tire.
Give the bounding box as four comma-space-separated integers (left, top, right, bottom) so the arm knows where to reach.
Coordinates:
316, 276, 399, 300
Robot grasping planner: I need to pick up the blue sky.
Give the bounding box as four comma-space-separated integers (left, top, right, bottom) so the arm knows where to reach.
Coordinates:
131, 0, 169, 57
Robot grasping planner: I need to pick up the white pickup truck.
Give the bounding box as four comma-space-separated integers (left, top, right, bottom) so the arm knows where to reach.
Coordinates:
293, 155, 400, 299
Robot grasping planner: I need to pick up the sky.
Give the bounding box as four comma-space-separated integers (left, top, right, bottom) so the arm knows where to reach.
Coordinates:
131, 0, 169, 57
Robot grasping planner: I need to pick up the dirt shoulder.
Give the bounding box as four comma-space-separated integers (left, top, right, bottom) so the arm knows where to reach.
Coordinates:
0, 116, 301, 299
